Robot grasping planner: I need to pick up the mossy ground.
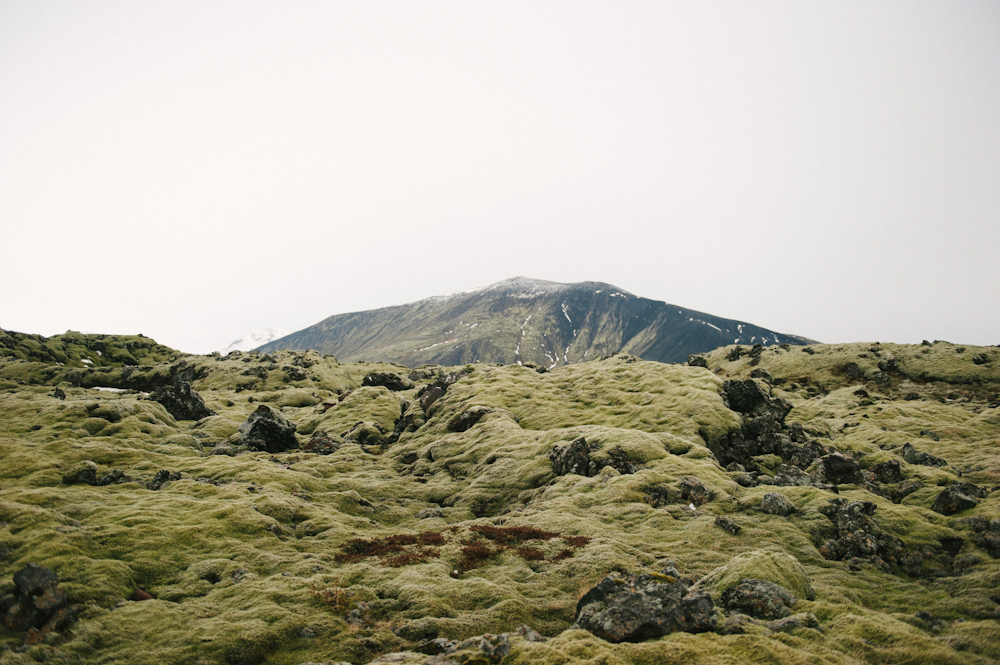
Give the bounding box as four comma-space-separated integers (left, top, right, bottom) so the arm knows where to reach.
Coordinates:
0, 337, 998, 664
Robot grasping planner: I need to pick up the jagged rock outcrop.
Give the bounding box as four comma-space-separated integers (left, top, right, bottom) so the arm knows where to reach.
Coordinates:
574, 572, 717, 642
2, 564, 76, 644
238, 405, 298, 453
149, 380, 215, 421
721, 579, 797, 620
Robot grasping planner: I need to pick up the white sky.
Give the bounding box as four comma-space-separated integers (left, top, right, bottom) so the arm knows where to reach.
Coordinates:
2, 1, 998, 353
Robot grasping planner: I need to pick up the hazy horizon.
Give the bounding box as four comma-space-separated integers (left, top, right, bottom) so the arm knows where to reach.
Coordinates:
3, 2, 998, 353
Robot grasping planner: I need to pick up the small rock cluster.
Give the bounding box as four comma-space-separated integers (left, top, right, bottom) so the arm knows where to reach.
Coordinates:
549, 437, 643, 478
1, 564, 76, 646
817, 499, 917, 572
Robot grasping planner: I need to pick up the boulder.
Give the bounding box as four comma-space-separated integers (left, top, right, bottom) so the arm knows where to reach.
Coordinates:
760, 493, 797, 517
238, 405, 298, 453
873, 460, 902, 483
148, 469, 181, 490
714, 516, 742, 535
721, 579, 796, 620
680, 476, 713, 506
149, 380, 215, 421
574, 572, 717, 642
4, 564, 75, 640
687, 355, 708, 368
362, 372, 414, 392
902, 442, 947, 467
62, 460, 98, 486
549, 437, 598, 477
818, 499, 914, 571
302, 430, 343, 455
447, 406, 493, 432
932, 483, 987, 516
819, 453, 863, 485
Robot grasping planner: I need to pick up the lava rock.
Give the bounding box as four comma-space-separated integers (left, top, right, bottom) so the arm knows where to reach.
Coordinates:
149, 380, 215, 421
750, 368, 773, 382
302, 430, 343, 455
362, 372, 414, 392
760, 493, 797, 517
687, 355, 709, 368
574, 572, 717, 642
96, 468, 132, 486
972, 353, 989, 365
873, 460, 903, 483
680, 477, 713, 506
721, 579, 796, 620
818, 499, 914, 570
901, 442, 947, 467
549, 437, 598, 477
819, 453, 863, 485
601, 447, 643, 475
714, 516, 742, 535
238, 405, 299, 453
4, 564, 75, 640
766, 612, 820, 632
62, 460, 98, 486
148, 469, 181, 490
932, 482, 987, 516
447, 405, 492, 432
52, 388, 66, 400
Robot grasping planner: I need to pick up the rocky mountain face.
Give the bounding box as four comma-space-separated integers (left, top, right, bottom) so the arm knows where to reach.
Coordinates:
257, 277, 815, 366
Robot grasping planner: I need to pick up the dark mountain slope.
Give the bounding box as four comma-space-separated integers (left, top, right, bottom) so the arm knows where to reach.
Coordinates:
259, 277, 816, 366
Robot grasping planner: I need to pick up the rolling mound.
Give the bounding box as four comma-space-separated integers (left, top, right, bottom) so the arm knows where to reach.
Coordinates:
0, 333, 998, 664
256, 277, 816, 367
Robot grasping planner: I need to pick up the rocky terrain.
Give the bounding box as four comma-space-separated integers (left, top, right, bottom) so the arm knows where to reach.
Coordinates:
0, 328, 998, 664
256, 277, 815, 367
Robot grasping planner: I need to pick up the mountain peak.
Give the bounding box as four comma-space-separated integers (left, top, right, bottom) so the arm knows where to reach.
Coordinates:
257, 279, 814, 366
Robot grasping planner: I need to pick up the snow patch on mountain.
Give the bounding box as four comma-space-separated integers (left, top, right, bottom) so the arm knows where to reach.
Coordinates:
220, 328, 290, 355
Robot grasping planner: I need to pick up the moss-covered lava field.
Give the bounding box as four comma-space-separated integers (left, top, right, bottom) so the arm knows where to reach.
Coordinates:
1, 330, 998, 664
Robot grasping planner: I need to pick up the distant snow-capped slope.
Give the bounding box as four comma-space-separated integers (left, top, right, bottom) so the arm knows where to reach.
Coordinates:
220, 328, 290, 355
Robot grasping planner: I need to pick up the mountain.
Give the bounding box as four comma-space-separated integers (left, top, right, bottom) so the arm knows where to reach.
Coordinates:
257, 277, 816, 366
220, 328, 290, 355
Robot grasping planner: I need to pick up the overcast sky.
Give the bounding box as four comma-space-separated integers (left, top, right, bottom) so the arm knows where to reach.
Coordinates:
2, 1, 998, 353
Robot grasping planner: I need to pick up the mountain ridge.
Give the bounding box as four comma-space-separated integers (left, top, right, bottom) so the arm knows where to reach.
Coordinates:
258, 277, 817, 366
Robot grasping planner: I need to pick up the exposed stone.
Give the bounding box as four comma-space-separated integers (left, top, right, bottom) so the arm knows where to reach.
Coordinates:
932, 482, 987, 516
417, 506, 443, 519
97, 468, 132, 486
149, 380, 215, 421
601, 447, 642, 475
818, 453, 863, 485
818, 499, 915, 571
718, 613, 760, 635
573, 572, 717, 642
901, 442, 947, 467
62, 460, 98, 486
549, 437, 598, 477
447, 405, 493, 432
721, 579, 796, 620
687, 354, 708, 368
750, 368, 772, 382
238, 405, 299, 453
766, 612, 820, 632
417, 368, 472, 411
972, 353, 989, 365
760, 493, 797, 517
726, 346, 744, 361
148, 469, 181, 491
872, 460, 902, 483
4, 564, 75, 642
302, 430, 343, 455
52, 388, 66, 400
362, 372, 414, 392
680, 477, 713, 506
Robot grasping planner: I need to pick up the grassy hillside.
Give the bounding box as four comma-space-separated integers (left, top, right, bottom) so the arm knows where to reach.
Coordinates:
0, 334, 998, 664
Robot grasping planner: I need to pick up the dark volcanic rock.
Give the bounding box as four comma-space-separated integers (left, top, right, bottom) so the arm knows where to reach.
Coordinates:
760, 493, 797, 517
302, 430, 343, 455
4, 564, 75, 641
447, 405, 492, 432
714, 515, 742, 535
601, 447, 643, 475
149, 380, 215, 421
549, 437, 598, 477
680, 476, 713, 506
873, 460, 903, 483
819, 453, 863, 485
52, 388, 66, 400
148, 469, 181, 490
362, 372, 414, 392
97, 468, 132, 486
818, 499, 915, 571
932, 482, 987, 516
687, 354, 708, 368
238, 405, 298, 453
574, 572, 717, 642
902, 442, 947, 467
721, 579, 796, 620
62, 461, 98, 486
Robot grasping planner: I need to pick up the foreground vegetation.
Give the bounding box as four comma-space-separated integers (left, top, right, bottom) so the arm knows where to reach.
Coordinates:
0, 330, 998, 664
